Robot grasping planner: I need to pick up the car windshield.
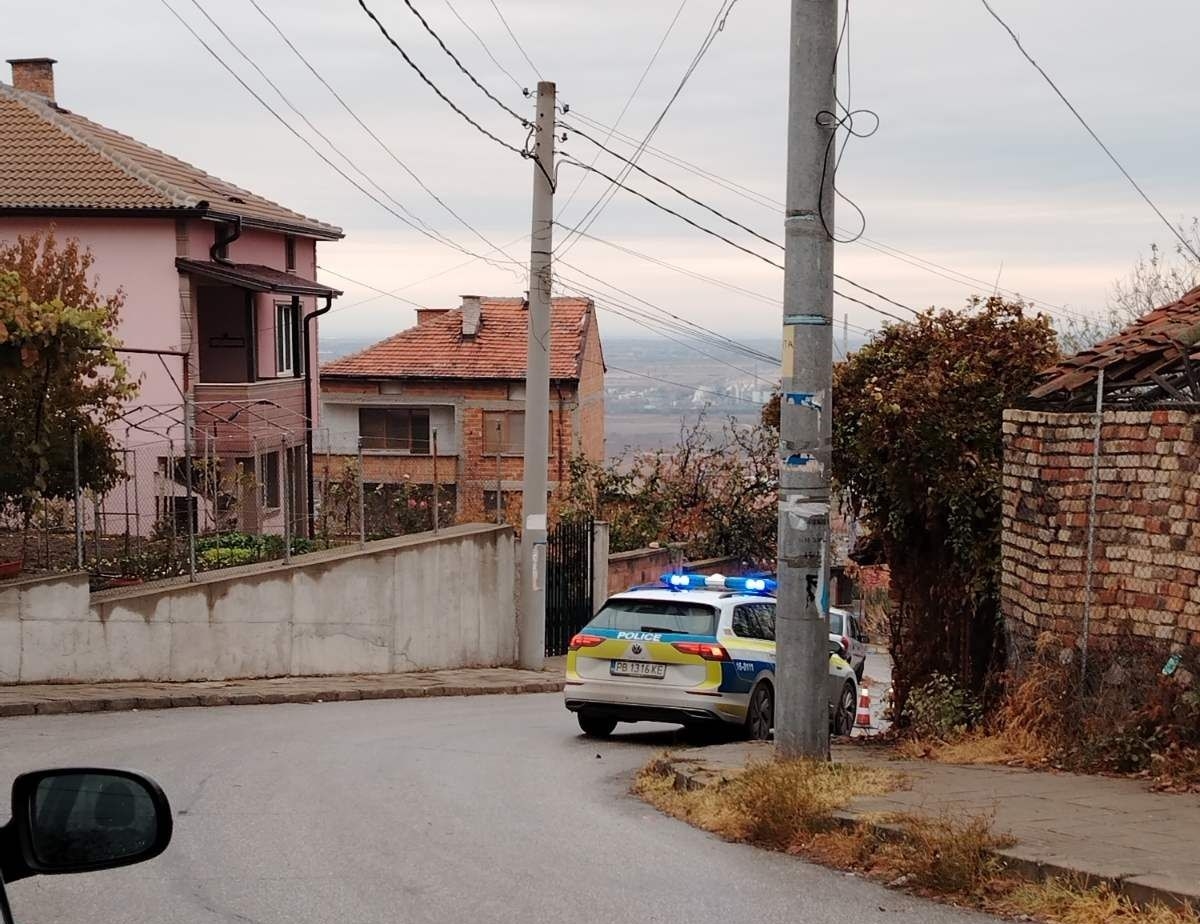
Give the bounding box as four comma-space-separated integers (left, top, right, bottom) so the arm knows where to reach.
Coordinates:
828, 609, 845, 635
587, 598, 719, 636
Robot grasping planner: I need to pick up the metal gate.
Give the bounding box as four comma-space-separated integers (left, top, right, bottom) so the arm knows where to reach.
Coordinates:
545, 516, 595, 656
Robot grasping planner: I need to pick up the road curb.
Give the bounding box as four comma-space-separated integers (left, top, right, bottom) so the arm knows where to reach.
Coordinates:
0, 677, 566, 718
665, 756, 1199, 914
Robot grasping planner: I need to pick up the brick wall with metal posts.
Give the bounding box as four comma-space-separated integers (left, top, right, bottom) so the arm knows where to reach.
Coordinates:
1001, 408, 1200, 663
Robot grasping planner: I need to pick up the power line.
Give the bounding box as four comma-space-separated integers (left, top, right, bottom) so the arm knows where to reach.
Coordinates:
566, 108, 1083, 318
442, 0, 526, 93
552, 223, 879, 338
555, 0, 690, 219
564, 121, 915, 315
554, 267, 780, 366
245, 0, 515, 263
556, 275, 779, 386
556, 0, 743, 259
486, 0, 542, 80
979, 0, 1200, 263
395, 0, 527, 123
356, 0, 529, 160
598, 357, 768, 408
560, 155, 785, 269
159, 0, 483, 256
189, 0, 461, 251
319, 234, 530, 316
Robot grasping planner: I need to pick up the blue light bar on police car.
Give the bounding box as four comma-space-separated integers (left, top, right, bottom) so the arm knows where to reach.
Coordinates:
659, 573, 777, 594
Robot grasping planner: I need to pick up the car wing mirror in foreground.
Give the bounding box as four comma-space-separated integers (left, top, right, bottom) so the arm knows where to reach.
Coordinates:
1, 769, 172, 924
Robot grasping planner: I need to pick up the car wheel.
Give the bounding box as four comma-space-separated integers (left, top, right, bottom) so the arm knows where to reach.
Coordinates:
577, 713, 618, 738
745, 683, 774, 740
833, 680, 857, 737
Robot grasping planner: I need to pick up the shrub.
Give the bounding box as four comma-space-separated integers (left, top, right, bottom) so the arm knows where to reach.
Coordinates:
902, 673, 982, 741
198, 546, 255, 568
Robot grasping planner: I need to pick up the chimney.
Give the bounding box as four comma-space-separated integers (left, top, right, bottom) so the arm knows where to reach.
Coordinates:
416, 308, 449, 327
7, 58, 57, 101
461, 295, 482, 338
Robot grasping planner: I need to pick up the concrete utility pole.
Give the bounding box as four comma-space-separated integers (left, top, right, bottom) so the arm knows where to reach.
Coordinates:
776, 0, 838, 758
518, 80, 556, 670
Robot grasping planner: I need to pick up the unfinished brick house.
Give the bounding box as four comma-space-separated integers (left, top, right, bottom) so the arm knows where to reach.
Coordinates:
318, 296, 604, 520
1002, 285, 1200, 664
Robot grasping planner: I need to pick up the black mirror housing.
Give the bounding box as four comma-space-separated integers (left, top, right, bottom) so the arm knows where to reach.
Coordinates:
10, 768, 172, 877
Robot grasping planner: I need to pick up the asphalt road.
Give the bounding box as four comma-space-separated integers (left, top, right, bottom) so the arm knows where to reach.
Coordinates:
0, 694, 996, 924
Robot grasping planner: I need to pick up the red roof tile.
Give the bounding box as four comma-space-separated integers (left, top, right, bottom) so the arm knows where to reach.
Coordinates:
1031, 285, 1200, 404
0, 82, 341, 239
321, 297, 596, 381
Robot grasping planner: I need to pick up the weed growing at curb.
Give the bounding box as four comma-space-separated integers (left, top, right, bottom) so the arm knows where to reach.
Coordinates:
636, 755, 1199, 923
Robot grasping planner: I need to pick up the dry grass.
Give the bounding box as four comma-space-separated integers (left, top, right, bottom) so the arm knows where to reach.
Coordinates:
634, 755, 900, 851
637, 754, 1197, 922
993, 878, 1200, 924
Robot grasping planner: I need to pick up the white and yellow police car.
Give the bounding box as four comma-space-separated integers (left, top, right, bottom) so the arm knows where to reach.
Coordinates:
564, 573, 859, 739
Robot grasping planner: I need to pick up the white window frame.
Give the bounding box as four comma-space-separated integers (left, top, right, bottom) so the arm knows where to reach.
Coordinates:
275, 302, 300, 377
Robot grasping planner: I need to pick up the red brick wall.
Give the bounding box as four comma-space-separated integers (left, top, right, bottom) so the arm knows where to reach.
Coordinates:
1002, 408, 1200, 660
577, 315, 606, 462
320, 376, 585, 511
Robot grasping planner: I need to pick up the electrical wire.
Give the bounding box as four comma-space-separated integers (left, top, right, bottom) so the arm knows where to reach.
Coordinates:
563, 121, 914, 315
356, 0, 529, 159
556, 275, 778, 385
554, 267, 780, 366
190, 0, 459, 251
394, 0, 528, 123
159, 0, 489, 257
560, 155, 785, 271
442, 0, 526, 93
556, 0, 742, 259
245, 0, 518, 264
555, 0, 690, 219
979, 0, 1200, 264
566, 108, 1084, 319
319, 234, 530, 316
486, 0, 542, 80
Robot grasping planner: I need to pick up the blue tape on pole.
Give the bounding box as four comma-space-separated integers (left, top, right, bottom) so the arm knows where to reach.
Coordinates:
784, 392, 822, 410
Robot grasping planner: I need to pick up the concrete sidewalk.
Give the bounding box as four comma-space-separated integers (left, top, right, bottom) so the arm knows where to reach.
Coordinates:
0, 667, 565, 718
667, 741, 1200, 911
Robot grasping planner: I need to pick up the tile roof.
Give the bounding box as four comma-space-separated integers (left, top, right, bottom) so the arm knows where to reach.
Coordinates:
1030, 285, 1200, 406
321, 297, 597, 381
176, 259, 342, 297
0, 82, 341, 239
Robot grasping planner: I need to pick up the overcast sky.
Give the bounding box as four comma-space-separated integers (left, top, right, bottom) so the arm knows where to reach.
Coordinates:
8, 0, 1199, 346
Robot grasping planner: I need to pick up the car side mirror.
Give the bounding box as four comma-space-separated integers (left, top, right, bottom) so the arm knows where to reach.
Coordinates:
828, 640, 842, 656
11, 769, 172, 875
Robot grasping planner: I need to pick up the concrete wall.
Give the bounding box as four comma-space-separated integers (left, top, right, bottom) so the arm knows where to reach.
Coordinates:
1, 525, 515, 683
1002, 408, 1200, 662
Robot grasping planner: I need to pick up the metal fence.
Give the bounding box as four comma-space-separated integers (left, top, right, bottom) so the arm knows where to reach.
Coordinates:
0, 401, 457, 591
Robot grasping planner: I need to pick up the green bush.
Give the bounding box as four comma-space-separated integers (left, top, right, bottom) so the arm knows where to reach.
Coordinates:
196, 532, 260, 553
198, 546, 255, 568
902, 673, 982, 741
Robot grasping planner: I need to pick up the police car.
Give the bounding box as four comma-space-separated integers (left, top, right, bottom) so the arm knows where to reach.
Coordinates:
564, 573, 859, 739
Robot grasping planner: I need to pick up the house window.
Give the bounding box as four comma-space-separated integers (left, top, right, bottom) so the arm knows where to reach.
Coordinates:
275, 302, 300, 376
359, 408, 431, 453
285, 236, 296, 272
482, 411, 552, 455
262, 450, 281, 509
483, 411, 523, 455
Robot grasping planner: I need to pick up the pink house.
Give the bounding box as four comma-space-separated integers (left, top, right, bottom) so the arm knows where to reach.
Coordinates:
0, 57, 343, 537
